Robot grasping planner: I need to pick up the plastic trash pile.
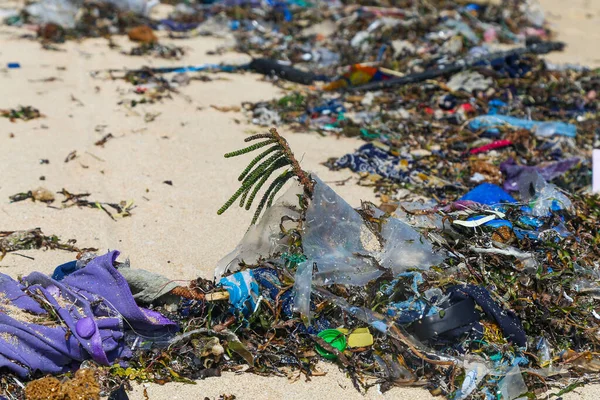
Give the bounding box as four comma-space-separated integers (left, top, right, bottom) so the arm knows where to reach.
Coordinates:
1, 0, 599, 399
208, 167, 600, 398
5, 163, 599, 399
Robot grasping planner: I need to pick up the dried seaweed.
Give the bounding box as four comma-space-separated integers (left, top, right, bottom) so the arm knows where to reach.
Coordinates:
0, 106, 42, 122
0, 228, 95, 261
58, 189, 135, 220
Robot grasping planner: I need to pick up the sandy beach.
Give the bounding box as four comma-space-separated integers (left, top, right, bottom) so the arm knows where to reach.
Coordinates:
0, 0, 598, 398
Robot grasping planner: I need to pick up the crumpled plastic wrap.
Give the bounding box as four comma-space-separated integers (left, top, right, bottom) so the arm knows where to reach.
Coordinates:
218, 270, 259, 314
117, 267, 180, 305
215, 182, 303, 278
378, 208, 444, 274
293, 175, 444, 321
26, 0, 157, 29
26, 0, 81, 29
454, 356, 490, 400
447, 71, 492, 93
516, 170, 572, 216
302, 176, 384, 287
102, 0, 158, 15
497, 364, 528, 400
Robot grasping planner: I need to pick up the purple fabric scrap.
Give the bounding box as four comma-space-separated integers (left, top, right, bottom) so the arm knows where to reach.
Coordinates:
0, 251, 177, 378
500, 157, 580, 192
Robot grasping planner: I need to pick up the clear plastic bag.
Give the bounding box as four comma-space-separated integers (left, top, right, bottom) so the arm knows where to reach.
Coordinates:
215, 182, 303, 278
293, 176, 444, 321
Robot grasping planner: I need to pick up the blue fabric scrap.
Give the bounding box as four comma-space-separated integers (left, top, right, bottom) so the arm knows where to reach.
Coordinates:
334, 143, 410, 183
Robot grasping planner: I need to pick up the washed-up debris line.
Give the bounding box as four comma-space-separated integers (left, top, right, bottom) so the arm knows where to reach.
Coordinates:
1, 130, 600, 400
177, 0, 596, 202
0, 228, 95, 261
241, 55, 597, 201
8, 188, 135, 220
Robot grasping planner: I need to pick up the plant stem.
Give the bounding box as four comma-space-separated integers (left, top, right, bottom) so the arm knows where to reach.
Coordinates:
269, 128, 314, 196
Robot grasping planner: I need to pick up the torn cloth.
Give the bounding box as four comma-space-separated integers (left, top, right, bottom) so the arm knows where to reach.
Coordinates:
334, 143, 411, 182
0, 251, 177, 378
500, 157, 580, 192
447, 285, 526, 347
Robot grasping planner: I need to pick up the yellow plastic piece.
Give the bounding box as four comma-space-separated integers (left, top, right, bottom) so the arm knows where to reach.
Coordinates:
347, 328, 374, 348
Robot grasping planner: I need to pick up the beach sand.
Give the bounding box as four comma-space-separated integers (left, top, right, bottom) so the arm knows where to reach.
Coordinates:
0, 0, 597, 398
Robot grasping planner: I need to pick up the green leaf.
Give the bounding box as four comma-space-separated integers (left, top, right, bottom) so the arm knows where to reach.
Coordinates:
224, 139, 276, 158
252, 171, 292, 224
245, 158, 290, 210
238, 145, 280, 181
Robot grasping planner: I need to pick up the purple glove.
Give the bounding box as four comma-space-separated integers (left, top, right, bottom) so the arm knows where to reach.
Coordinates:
0, 251, 177, 377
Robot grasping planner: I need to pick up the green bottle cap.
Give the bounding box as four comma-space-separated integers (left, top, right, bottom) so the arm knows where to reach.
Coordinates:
315, 329, 347, 360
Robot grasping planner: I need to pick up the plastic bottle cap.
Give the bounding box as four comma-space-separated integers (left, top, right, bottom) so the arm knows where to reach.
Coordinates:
315, 329, 347, 360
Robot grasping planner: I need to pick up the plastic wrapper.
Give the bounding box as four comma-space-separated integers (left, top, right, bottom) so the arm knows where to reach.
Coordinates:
219, 270, 259, 314
26, 0, 157, 29
251, 107, 282, 126
377, 207, 444, 274
500, 157, 580, 193
117, 267, 180, 305
292, 262, 313, 322
303, 176, 384, 287
215, 182, 303, 278
101, 0, 158, 15
455, 356, 490, 400
393, 200, 444, 230
516, 170, 572, 216
293, 176, 443, 321
447, 71, 492, 92
26, 0, 80, 29
497, 365, 528, 400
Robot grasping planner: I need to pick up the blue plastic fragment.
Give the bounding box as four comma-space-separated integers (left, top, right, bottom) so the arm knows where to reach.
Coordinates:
158, 20, 200, 32
170, 64, 243, 74
7, 63, 20, 69
487, 99, 507, 115
459, 183, 517, 206
386, 298, 438, 325
377, 44, 387, 61
469, 115, 577, 138
518, 215, 543, 228
551, 199, 564, 212
219, 270, 259, 314
309, 99, 345, 114
464, 217, 513, 229
371, 320, 388, 333
514, 228, 540, 240
484, 220, 512, 229
465, 4, 481, 12
381, 272, 439, 325
52, 260, 78, 281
